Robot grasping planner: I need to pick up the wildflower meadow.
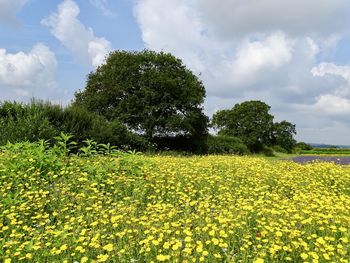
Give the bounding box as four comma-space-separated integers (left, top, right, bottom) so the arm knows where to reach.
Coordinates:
1, 141, 350, 262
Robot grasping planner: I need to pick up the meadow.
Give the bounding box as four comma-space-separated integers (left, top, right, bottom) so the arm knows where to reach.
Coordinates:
1, 141, 350, 262
301, 148, 350, 155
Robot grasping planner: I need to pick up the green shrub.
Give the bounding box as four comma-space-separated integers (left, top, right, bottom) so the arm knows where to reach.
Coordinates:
151, 135, 208, 154
0, 100, 150, 151
0, 101, 59, 145
292, 147, 302, 154
295, 142, 313, 150
272, 145, 288, 154
206, 135, 249, 155
262, 146, 275, 157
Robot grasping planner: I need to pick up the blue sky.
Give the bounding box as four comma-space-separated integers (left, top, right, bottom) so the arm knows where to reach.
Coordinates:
0, 0, 143, 103
1, 0, 350, 144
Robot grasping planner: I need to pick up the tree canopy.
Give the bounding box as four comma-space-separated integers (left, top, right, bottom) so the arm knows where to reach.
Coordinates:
271, 120, 296, 153
74, 50, 208, 139
212, 100, 296, 152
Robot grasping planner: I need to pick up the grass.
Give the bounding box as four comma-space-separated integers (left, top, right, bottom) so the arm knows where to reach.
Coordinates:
255, 152, 297, 161
1, 142, 350, 262
301, 148, 350, 155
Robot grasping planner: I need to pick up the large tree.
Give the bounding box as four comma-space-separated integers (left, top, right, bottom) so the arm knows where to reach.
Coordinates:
74, 50, 208, 139
212, 100, 296, 152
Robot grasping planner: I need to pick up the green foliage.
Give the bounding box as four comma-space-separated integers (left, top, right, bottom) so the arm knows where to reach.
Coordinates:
54, 105, 149, 151
54, 132, 77, 156
271, 121, 296, 153
212, 101, 274, 152
272, 145, 288, 154
0, 101, 59, 145
262, 146, 275, 157
0, 100, 149, 151
74, 49, 209, 139
295, 142, 313, 150
206, 135, 249, 155
0, 140, 64, 180
212, 100, 296, 153
151, 135, 208, 154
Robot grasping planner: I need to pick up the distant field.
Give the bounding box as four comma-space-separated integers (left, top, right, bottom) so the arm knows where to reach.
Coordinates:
1, 142, 350, 262
301, 148, 350, 155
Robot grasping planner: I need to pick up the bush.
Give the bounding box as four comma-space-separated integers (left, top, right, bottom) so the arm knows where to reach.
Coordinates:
272, 145, 288, 154
295, 142, 313, 150
0, 100, 150, 151
151, 135, 208, 154
262, 146, 275, 157
0, 101, 59, 145
206, 135, 249, 155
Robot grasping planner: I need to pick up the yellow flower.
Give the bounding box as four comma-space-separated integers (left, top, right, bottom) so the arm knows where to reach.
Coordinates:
196, 246, 203, 253
184, 236, 192, 242
97, 254, 109, 262
212, 238, 219, 245
214, 253, 222, 259
253, 258, 264, 263
75, 246, 86, 253
4, 259, 11, 263
300, 253, 308, 260
60, 244, 68, 251
81, 256, 88, 263
156, 254, 171, 261
163, 242, 170, 249
276, 231, 282, 237
103, 243, 114, 252
172, 243, 180, 251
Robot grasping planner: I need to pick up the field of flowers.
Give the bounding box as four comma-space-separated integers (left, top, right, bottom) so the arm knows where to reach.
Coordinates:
1, 142, 350, 262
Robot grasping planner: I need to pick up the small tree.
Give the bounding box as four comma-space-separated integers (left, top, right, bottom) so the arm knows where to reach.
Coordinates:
271, 121, 296, 153
212, 100, 296, 153
74, 50, 208, 140
212, 101, 274, 152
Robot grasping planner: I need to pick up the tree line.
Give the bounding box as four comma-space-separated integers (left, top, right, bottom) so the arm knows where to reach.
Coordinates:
0, 49, 305, 155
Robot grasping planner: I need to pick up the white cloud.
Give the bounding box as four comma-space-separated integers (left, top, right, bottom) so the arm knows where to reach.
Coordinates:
313, 94, 350, 115
0, 43, 58, 99
89, 0, 112, 16
312, 63, 350, 83
134, 0, 212, 73
215, 32, 293, 88
42, 0, 111, 67
0, 0, 28, 26
135, 0, 294, 93
197, 0, 350, 38
134, 0, 350, 144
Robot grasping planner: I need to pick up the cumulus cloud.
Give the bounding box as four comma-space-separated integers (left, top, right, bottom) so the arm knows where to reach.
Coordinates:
134, 0, 316, 100
0, 0, 28, 26
134, 0, 350, 144
312, 63, 350, 83
214, 32, 293, 89
134, 0, 213, 73
42, 0, 111, 67
0, 43, 58, 99
135, 0, 293, 94
313, 94, 350, 115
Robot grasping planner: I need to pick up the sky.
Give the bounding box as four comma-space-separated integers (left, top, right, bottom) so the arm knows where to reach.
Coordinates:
1, 0, 350, 145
